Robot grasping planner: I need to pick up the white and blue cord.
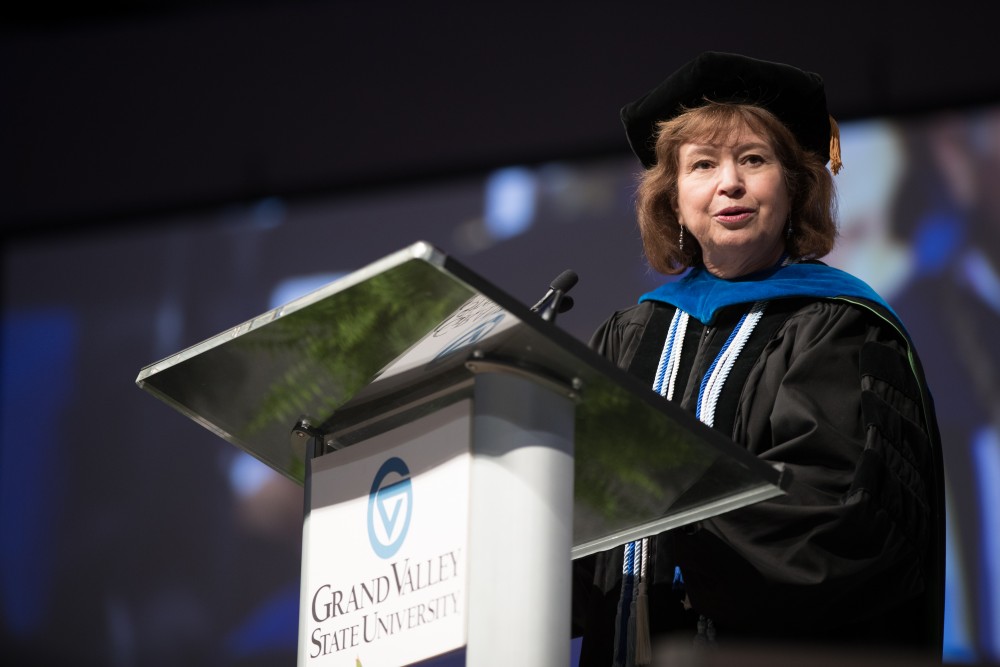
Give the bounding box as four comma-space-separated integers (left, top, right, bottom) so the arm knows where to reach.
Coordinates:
614, 300, 767, 665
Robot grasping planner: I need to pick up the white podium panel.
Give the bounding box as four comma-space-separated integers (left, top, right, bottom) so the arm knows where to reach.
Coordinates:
300, 400, 472, 666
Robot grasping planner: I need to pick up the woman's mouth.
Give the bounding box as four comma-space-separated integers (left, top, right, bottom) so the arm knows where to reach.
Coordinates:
714, 207, 755, 223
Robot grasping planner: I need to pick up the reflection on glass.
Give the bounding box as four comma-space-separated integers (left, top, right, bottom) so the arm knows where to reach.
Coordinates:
137, 242, 784, 557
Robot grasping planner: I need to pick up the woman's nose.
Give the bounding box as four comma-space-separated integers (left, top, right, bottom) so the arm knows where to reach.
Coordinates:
717, 161, 745, 196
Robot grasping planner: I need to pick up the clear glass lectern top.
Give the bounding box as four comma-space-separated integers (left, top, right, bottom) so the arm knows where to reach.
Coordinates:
136, 242, 787, 558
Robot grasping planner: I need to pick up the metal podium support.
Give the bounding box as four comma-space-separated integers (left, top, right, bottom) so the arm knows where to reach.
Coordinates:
465, 371, 575, 667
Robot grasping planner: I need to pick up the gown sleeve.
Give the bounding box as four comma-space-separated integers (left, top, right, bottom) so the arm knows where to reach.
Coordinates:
672, 299, 940, 644
587, 302, 656, 370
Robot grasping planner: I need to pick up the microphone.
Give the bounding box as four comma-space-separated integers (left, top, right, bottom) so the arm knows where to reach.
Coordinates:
531, 269, 578, 322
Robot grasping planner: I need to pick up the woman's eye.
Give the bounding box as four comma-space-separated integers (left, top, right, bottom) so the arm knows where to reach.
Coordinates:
692, 160, 713, 170
743, 154, 765, 165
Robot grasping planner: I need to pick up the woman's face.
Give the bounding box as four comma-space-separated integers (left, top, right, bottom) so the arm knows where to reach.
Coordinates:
675, 128, 790, 278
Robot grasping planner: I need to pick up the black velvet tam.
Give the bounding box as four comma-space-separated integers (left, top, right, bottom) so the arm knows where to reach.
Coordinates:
621, 51, 831, 169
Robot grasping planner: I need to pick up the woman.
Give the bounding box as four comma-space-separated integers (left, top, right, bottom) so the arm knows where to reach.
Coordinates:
574, 52, 944, 665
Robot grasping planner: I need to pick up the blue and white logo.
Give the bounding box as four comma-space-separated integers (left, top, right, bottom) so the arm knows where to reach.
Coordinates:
367, 457, 413, 559
433, 313, 505, 361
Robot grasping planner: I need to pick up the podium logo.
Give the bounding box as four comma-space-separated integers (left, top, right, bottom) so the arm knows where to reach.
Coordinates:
367, 457, 413, 559
433, 313, 504, 361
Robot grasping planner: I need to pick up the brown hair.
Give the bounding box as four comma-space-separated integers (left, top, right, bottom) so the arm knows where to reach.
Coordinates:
635, 102, 837, 275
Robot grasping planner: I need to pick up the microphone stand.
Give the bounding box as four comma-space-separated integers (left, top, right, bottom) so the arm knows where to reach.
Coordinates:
531, 270, 578, 324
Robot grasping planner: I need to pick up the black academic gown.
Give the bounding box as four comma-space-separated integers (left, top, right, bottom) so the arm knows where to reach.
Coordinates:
574, 295, 944, 665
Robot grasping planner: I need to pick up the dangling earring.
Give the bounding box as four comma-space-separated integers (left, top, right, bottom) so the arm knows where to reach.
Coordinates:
786, 217, 793, 239
679, 225, 685, 252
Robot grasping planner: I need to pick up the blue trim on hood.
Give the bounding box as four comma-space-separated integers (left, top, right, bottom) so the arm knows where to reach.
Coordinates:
639, 262, 896, 325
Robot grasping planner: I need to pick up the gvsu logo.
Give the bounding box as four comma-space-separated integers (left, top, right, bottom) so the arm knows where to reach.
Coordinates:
433, 314, 505, 361
367, 457, 413, 559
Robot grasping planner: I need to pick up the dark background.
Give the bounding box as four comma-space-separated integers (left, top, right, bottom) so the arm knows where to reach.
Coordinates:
3, 2, 1000, 666
4, 0, 1000, 234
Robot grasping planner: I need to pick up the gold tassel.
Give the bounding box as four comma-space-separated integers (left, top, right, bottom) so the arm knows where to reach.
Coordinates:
828, 115, 843, 175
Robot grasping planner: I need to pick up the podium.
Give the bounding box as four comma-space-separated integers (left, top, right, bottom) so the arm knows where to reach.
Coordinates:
136, 242, 787, 666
